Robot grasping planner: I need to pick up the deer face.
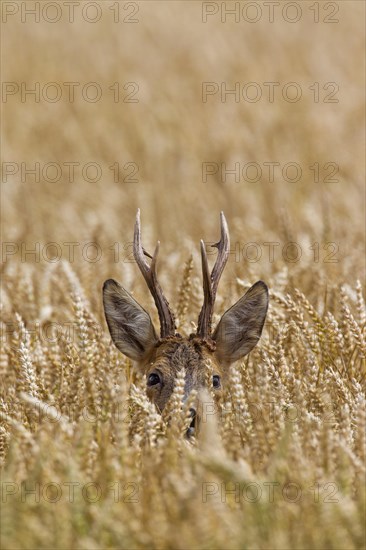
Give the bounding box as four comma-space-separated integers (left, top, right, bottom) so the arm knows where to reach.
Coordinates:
103, 211, 269, 435
143, 336, 223, 415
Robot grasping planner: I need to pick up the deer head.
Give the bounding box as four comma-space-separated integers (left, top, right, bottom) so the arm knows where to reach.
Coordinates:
103, 210, 269, 435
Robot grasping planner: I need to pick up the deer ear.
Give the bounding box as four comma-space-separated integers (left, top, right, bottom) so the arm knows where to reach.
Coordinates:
103, 279, 158, 361
213, 281, 269, 366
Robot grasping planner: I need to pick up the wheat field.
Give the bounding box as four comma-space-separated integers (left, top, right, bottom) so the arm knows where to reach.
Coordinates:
1, 2, 365, 549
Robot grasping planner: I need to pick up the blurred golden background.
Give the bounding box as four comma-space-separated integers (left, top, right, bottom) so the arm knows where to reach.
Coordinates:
2, 2, 364, 313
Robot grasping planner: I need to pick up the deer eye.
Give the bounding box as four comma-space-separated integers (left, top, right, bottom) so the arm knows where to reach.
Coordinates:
147, 372, 161, 386
212, 375, 221, 388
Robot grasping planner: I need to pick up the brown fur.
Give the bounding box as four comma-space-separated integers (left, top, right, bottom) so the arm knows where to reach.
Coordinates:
141, 336, 223, 412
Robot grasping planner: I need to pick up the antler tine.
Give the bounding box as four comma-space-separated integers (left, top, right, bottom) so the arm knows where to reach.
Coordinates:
133, 209, 176, 338
200, 240, 212, 303
211, 211, 230, 292
197, 211, 230, 339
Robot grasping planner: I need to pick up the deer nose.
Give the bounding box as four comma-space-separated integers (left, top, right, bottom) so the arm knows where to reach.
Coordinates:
189, 408, 196, 428
185, 408, 197, 438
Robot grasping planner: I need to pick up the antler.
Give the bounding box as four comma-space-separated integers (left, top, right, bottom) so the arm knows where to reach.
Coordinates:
197, 212, 230, 339
133, 209, 176, 338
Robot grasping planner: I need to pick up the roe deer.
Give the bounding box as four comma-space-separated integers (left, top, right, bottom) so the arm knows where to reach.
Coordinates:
103, 210, 268, 435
